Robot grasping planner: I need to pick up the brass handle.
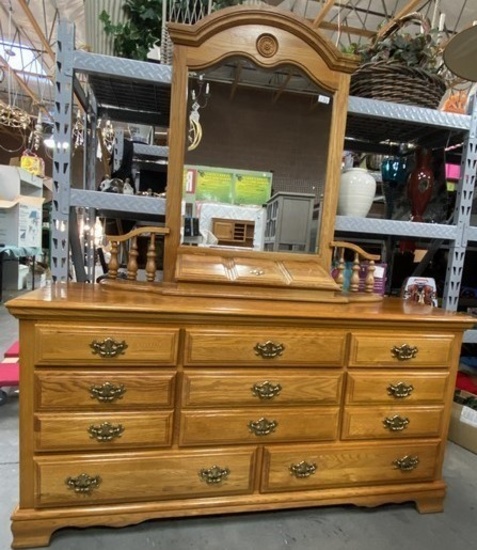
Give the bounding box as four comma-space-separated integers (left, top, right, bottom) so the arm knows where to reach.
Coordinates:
387, 382, 414, 399
248, 417, 278, 436
252, 381, 282, 400
393, 455, 420, 471
383, 415, 410, 431
88, 421, 125, 442
254, 341, 285, 359
66, 473, 101, 494
289, 461, 317, 478
90, 337, 128, 358
391, 344, 418, 361
89, 382, 126, 403
250, 268, 265, 276
199, 465, 230, 485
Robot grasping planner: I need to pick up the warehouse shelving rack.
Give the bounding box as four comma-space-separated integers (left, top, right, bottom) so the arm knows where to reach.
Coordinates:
52, 21, 477, 339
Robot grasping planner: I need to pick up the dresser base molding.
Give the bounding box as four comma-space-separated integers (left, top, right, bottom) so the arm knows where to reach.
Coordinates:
11, 482, 446, 548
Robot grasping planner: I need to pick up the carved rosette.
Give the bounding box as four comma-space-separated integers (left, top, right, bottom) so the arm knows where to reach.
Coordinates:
256, 33, 278, 58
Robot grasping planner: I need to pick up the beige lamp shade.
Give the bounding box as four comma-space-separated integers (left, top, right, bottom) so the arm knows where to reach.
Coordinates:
444, 25, 477, 82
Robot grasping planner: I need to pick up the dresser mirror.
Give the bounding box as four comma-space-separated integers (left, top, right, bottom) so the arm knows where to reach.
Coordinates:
163, 6, 358, 300
183, 58, 333, 255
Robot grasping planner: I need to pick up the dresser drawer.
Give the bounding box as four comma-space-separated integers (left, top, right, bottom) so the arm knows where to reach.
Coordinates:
35, 371, 176, 410
342, 406, 444, 440
182, 370, 343, 407
34, 324, 180, 366
34, 449, 256, 507
34, 411, 173, 452
345, 371, 449, 405
348, 332, 455, 367
261, 441, 440, 492
184, 329, 347, 366
179, 407, 339, 446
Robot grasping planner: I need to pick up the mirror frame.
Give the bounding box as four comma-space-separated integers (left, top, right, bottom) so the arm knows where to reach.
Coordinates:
163, 5, 358, 294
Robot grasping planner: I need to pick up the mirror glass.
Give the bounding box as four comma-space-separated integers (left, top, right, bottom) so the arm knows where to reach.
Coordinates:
181, 56, 333, 255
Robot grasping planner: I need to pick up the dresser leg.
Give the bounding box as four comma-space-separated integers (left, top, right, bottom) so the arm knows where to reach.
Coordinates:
415, 496, 445, 514
11, 517, 56, 549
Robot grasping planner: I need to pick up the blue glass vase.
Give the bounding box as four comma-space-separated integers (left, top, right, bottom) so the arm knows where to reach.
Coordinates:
381, 156, 409, 219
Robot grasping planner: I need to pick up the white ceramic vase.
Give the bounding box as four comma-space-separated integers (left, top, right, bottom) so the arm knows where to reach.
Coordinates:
337, 167, 377, 217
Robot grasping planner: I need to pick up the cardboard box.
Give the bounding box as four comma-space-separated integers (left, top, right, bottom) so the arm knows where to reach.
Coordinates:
0, 196, 44, 249
448, 389, 477, 454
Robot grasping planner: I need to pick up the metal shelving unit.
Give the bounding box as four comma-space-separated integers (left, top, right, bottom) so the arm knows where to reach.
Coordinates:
341, 96, 477, 324
52, 22, 477, 338
51, 21, 172, 282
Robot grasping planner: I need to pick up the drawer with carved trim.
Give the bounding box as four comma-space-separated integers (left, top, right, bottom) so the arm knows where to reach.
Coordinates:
348, 332, 455, 367
341, 406, 444, 440
183, 329, 347, 366
34, 323, 180, 366
345, 371, 449, 405
34, 371, 176, 410
182, 370, 343, 407
34, 448, 257, 507
261, 441, 440, 492
179, 407, 339, 446
34, 411, 173, 452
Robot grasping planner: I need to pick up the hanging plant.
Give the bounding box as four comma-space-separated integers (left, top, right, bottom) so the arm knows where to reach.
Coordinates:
99, 0, 164, 60
99, 0, 241, 61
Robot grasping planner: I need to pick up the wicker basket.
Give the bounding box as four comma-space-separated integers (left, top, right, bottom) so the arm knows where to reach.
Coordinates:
350, 62, 446, 108
350, 13, 447, 109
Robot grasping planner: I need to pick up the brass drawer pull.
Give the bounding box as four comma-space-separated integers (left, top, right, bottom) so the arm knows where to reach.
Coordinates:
66, 473, 102, 494
254, 341, 285, 359
248, 417, 278, 436
89, 382, 126, 403
391, 344, 418, 361
393, 455, 420, 471
88, 421, 125, 442
199, 465, 230, 485
383, 414, 410, 431
90, 337, 128, 358
387, 382, 414, 399
252, 381, 282, 400
289, 461, 317, 478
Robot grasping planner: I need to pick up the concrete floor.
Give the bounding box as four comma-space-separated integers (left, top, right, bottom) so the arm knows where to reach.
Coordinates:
1, 293, 477, 550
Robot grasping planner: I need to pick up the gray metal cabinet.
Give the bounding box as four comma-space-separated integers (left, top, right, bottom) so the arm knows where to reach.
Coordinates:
264, 192, 315, 252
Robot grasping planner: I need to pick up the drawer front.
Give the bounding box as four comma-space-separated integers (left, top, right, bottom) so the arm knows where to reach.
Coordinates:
182, 370, 343, 408
349, 333, 455, 367
346, 371, 449, 405
34, 449, 256, 507
179, 407, 339, 446
34, 412, 173, 452
262, 441, 440, 492
34, 324, 179, 366
35, 371, 176, 410
342, 406, 444, 440
184, 329, 347, 367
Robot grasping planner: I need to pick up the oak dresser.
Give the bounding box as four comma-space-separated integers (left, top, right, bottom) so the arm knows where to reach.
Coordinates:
6, 283, 474, 548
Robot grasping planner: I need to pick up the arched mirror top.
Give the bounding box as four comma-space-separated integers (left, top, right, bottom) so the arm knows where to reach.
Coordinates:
163, 6, 363, 303
167, 5, 358, 94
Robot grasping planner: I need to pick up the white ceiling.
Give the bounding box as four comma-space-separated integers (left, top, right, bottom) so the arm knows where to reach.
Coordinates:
0, 0, 476, 120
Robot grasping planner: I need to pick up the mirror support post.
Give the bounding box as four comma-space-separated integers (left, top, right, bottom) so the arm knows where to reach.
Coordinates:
163, 45, 189, 283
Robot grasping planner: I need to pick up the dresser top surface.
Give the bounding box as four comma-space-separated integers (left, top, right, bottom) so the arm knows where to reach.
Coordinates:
5, 282, 475, 329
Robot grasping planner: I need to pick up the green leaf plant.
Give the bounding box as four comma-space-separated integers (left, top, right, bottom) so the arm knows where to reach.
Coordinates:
345, 14, 442, 75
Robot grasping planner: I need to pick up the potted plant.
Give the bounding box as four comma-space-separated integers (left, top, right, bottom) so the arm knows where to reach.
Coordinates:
347, 12, 446, 109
